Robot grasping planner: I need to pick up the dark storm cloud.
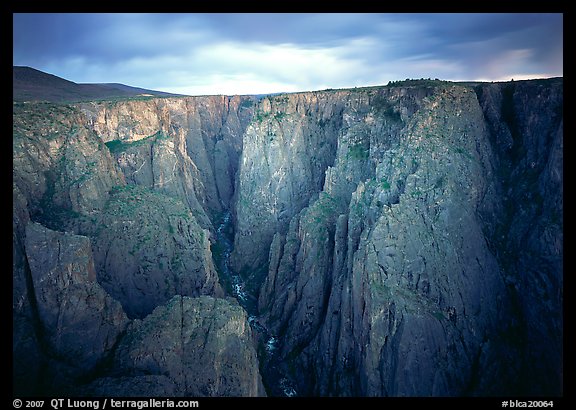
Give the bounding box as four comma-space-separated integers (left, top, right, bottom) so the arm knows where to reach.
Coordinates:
199, 13, 385, 46
400, 13, 563, 75
14, 13, 211, 63
13, 13, 563, 95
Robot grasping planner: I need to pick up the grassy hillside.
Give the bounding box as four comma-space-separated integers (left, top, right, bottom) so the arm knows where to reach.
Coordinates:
13, 66, 184, 103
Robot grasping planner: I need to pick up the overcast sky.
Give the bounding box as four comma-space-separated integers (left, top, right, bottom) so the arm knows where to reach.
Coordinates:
13, 13, 563, 96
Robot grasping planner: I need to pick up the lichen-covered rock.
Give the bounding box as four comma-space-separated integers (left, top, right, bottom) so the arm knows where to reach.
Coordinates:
231, 93, 344, 274
91, 185, 223, 319
255, 81, 562, 396
13, 102, 126, 232
257, 85, 504, 395
24, 221, 129, 375
112, 295, 266, 397
79, 95, 254, 220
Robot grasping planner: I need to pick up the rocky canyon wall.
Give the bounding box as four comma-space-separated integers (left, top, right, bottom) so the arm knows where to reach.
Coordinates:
13, 95, 264, 395
13, 78, 562, 396
238, 79, 562, 396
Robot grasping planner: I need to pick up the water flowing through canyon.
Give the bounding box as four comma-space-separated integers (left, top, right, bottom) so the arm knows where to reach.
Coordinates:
213, 211, 298, 397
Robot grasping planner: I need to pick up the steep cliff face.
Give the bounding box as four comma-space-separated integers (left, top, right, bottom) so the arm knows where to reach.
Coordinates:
250, 80, 562, 396
79, 95, 254, 222
13, 102, 125, 230
230, 93, 343, 276
13, 102, 128, 395
12, 100, 228, 320
12, 97, 262, 395
24, 222, 129, 388
13, 78, 562, 397
89, 185, 223, 319
100, 295, 266, 397
13, 185, 43, 395
475, 79, 563, 395
254, 84, 505, 395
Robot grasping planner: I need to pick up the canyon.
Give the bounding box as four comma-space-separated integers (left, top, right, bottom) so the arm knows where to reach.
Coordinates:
13, 76, 563, 396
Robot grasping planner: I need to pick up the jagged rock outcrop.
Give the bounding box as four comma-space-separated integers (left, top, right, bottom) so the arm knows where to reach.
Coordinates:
256, 84, 505, 395
13, 102, 126, 231
231, 93, 343, 276
13, 185, 43, 396
13, 102, 127, 395
12, 97, 258, 395
94, 295, 266, 397
12, 101, 226, 320
105, 130, 213, 230
24, 222, 129, 388
78, 95, 255, 221
90, 185, 223, 318
253, 80, 562, 396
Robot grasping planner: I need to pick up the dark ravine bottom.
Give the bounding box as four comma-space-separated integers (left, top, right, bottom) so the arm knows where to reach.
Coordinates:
212, 211, 297, 397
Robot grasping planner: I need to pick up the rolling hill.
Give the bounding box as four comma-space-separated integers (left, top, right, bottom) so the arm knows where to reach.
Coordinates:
13, 66, 184, 102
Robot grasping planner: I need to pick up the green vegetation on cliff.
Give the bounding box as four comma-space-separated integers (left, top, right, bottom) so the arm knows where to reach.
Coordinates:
104, 131, 171, 154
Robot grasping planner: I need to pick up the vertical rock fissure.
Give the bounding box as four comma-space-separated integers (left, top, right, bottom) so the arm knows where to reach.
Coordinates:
20, 238, 50, 393
149, 140, 156, 189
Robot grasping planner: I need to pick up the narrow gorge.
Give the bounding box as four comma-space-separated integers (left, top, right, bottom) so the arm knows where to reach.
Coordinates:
13, 78, 563, 397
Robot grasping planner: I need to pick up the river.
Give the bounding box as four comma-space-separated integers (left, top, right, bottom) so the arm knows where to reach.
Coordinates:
213, 211, 298, 397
